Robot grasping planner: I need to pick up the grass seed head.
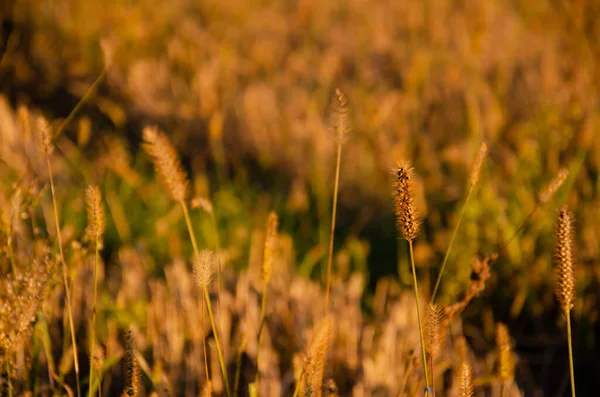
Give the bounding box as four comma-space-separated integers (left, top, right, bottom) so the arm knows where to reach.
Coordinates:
469, 142, 488, 187
142, 126, 189, 202
496, 323, 514, 382
85, 185, 105, 247
460, 362, 474, 397
554, 205, 575, 313
539, 168, 569, 204
261, 211, 279, 283
393, 164, 420, 242
193, 249, 215, 288
124, 327, 139, 396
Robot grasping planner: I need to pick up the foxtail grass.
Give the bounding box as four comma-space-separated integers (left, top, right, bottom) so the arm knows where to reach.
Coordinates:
506, 167, 568, 248
431, 142, 487, 301
123, 328, 139, 397
425, 303, 443, 396
85, 185, 105, 397
554, 205, 576, 397
393, 164, 430, 394
254, 211, 278, 389
496, 323, 513, 397
37, 116, 81, 397
460, 362, 474, 397
143, 128, 230, 397
292, 315, 333, 397
324, 88, 348, 315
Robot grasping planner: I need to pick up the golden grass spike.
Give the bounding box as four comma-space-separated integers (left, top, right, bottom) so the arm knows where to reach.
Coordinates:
37, 115, 54, 155
496, 323, 513, 382
85, 185, 105, 246
394, 164, 420, 242
468, 142, 488, 187
425, 303, 443, 356
142, 126, 189, 202
261, 211, 279, 283
460, 362, 474, 397
302, 315, 333, 397
539, 168, 569, 204
124, 328, 139, 397
193, 249, 215, 288
554, 205, 575, 312
332, 88, 349, 143
554, 205, 577, 397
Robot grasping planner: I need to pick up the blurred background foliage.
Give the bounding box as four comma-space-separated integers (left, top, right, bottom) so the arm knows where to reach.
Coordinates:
1, 0, 600, 394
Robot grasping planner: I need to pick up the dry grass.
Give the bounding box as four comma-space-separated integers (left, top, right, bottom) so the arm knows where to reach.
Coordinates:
0, 1, 599, 395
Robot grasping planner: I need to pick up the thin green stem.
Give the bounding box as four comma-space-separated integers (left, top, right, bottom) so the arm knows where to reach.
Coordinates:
409, 240, 430, 394
324, 137, 343, 315
431, 186, 473, 302
500, 382, 505, 397
201, 287, 211, 387
6, 360, 13, 397
181, 200, 231, 397
54, 68, 106, 141
203, 286, 231, 397
566, 310, 576, 397
88, 240, 100, 397
46, 154, 81, 397
254, 283, 268, 388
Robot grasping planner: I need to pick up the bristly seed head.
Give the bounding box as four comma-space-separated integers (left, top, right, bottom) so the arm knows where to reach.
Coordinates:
261, 211, 279, 283
468, 142, 488, 187
142, 126, 189, 202
331, 88, 349, 144
539, 168, 568, 204
124, 327, 139, 396
460, 362, 474, 397
554, 205, 575, 313
496, 323, 514, 382
85, 185, 105, 247
193, 249, 215, 288
393, 164, 420, 241
37, 116, 54, 155
425, 303, 443, 356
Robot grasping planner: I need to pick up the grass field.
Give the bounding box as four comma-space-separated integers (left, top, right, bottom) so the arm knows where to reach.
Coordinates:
1, 0, 599, 396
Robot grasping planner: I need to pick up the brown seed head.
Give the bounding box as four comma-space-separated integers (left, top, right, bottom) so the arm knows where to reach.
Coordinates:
425, 303, 444, 356
393, 164, 420, 241
496, 323, 514, 382
193, 249, 215, 288
460, 362, 474, 397
85, 185, 105, 247
124, 328, 139, 396
142, 126, 189, 201
554, 205, 575, 312
539, 168, 568, 204
324, 378, 339, 397
331, 88, 349, 144
304, 315, 333, 397
468, 142, 488, 187
261, 211, 279, 283
37, 116, 54, 155
201, 380, 213, 397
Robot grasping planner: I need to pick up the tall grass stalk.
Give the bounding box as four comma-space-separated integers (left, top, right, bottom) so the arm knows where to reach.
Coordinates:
182, 202, 231, 397
409, 240, 430, 394
431, 142, 487, 302
324, 89, 348, 315
39, 117, 81, 397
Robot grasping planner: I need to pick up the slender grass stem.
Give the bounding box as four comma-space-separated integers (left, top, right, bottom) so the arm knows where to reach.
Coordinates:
408, 240, 430, 395
324, 137, 343, 315
88, 239, 100, 397
201, 288, 211, 387
54, 68, 106, 141
180, 200, 231, 397
566, 310, 576, 397
500, 381, 505, 397
203, 286, 231, 397
46, 154, 81, 397
254, 283, 268, 388
233, 341, 244, 397
431, 186, 473, 302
